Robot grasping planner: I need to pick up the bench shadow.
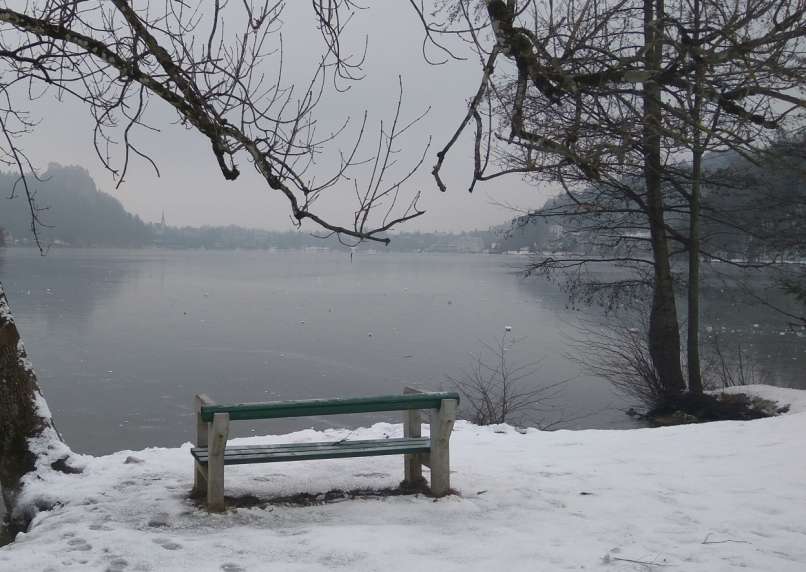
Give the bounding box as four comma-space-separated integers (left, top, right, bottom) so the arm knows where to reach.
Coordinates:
189, 478, 459, 510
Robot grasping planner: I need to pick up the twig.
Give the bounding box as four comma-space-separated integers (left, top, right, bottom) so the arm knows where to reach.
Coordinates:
702, 533, 751, 545
611, 556, 671, 568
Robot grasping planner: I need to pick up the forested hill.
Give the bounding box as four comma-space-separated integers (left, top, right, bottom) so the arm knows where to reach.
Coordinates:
0, 164, 496, 251
0, 164, 151, 247
498, 139, 806, 259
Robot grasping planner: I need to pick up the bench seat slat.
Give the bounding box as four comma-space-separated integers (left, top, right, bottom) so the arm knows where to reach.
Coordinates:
191, 437, 430, 458
202, 438, 427, 456
200, 392, 459, 422
191, 437, 430, 465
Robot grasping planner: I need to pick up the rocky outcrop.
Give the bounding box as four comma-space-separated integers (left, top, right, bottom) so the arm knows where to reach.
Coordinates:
0, 283, 72, 536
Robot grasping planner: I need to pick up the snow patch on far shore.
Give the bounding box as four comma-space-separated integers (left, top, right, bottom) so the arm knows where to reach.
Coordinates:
1, 385, 804, 571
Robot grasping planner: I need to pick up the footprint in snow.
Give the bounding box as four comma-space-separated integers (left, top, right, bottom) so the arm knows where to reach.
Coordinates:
147, 513, 171, 528
67, 537, 93, 551
220, 564, 246, 572
253, 474, 288, 482
318, 552, 365, 567
105, 557, 129, 572
153, 537, 183, 551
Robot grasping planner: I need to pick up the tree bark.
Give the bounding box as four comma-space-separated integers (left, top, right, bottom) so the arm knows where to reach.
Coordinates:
0, 282, 66, 533
686, 0, 705, 395
687, 151, 703, 394
642, 0, 686, 397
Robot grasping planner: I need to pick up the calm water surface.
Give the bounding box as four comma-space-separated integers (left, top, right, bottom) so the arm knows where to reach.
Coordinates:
1, 248, 803, 455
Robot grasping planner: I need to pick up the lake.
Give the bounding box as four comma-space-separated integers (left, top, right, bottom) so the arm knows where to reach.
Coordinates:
1, 248, 803, 455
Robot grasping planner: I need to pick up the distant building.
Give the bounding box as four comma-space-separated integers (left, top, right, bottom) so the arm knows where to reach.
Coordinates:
548, 224, 564, 239
151, 210, 167, 246
425, 235, 485, 253
622, 230, 650, 240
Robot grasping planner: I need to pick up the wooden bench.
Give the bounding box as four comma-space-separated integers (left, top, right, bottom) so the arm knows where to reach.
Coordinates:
190, 389, 459, 511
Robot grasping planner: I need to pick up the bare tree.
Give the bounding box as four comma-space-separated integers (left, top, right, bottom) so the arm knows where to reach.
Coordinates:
702, 136, 806, 328
0, 0, 431, 530
413, 0, 806, 398
0, 1, 429, 248
570, 311, 764, 412
448, 334, 568, 428
703, 333, 762, 389
569, 314, 666, 408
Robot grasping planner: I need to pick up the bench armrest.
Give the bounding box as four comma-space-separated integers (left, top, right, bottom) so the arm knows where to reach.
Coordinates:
194, 393, 217, 447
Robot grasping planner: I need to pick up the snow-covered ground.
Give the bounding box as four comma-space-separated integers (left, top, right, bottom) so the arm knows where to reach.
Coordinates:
2, 385, 806, 571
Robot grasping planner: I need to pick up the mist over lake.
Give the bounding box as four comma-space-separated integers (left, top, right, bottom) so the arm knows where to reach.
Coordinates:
1, 247, 803, 455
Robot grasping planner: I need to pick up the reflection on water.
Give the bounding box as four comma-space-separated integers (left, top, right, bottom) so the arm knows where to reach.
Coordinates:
0, 248, 802, 455
695, 276, 805, 388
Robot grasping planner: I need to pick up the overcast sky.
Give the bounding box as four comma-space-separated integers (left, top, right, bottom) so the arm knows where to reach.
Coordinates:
15, 0, 554, 233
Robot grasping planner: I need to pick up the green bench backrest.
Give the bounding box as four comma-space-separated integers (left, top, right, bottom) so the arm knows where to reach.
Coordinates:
200, 392, 460, 422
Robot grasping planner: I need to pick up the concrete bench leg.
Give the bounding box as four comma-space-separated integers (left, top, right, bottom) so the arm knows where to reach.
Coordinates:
193, 393, 215, 498
207, 412, 230, 512
429, 399, 457, 497
192, 460, 208, 498
403, 407, 424, 487
402, 386, 425, 488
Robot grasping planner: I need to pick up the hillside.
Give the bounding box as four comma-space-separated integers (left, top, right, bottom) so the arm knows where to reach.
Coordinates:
0, 164, 150, 247
0, 165, 496, 251
514, 141, 806, 259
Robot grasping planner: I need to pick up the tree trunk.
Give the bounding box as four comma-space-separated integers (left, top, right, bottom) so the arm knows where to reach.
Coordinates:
686, 0, 705, 395
0, 282, 66, 534
642, 0, 686, 397
687, 151, 703, 394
